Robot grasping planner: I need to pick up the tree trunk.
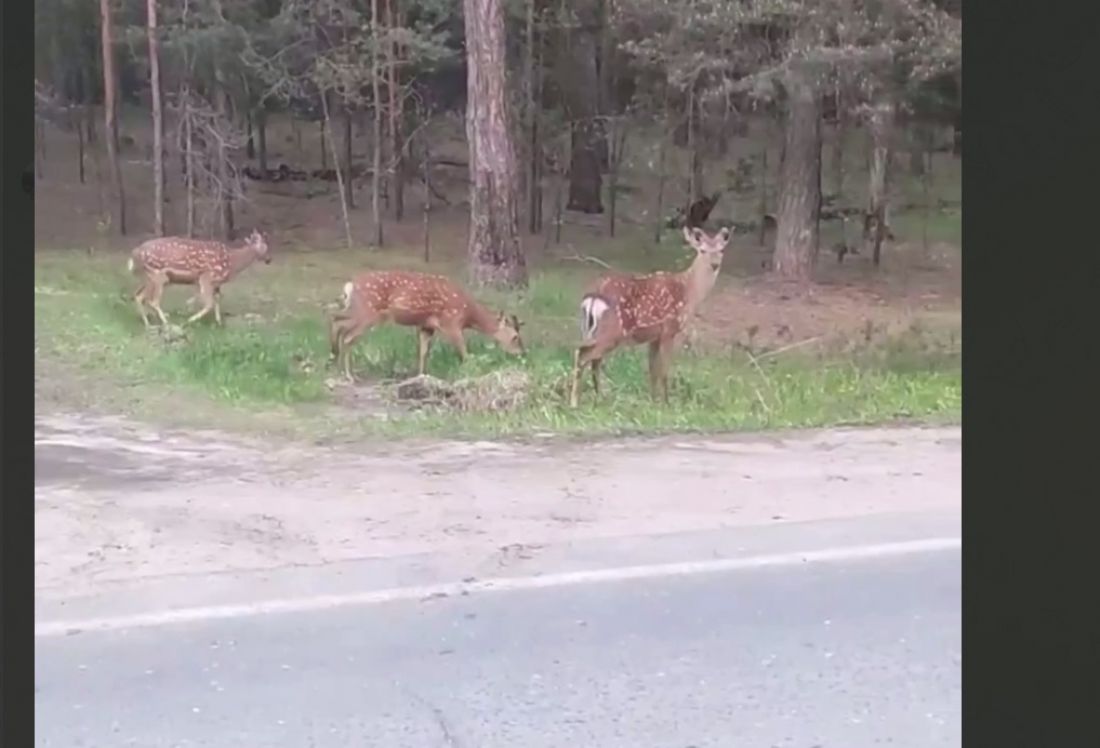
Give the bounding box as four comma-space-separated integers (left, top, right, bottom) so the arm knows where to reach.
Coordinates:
321, 92, 355, 251
759, 137, 769, 247
214, 71, 235, 240
832, 76, 846, 200
422, 133, 432, 263
370, 0, 385, 246
525, 0, 541, 233
245, 109, 255, 159
343, 102, 355, 209
184, 100, 195, 237
654, 118, 668, 244
772, 73, 821, 281
563, 2, 604, 215
147, 0, 165, 235
320, 119, 327, 170
82, 66, 98, 145
463, 0, 528, 287
99, 0, 127, 235
257, 107, 268, 173
385, 0, 405, 221
864, 100, 893, 267
76, 109, 86, 184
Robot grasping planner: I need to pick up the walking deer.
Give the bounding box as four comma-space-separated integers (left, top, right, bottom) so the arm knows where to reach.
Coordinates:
329, 270, 526, 382
128, 229, 271, 327
569, 226, 730, 407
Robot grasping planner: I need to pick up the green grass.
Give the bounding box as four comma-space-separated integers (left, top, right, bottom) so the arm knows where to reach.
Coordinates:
34, 243, 961, 441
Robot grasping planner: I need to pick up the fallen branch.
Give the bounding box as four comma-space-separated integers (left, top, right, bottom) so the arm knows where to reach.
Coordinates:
560, 254, 613, 270
756, 335, 825, 361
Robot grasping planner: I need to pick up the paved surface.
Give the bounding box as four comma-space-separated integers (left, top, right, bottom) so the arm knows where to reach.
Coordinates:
34, 415, 961, 747
37, 539, 960, 748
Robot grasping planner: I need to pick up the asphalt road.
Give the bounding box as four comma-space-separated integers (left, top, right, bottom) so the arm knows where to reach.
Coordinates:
36, 539, 960, 748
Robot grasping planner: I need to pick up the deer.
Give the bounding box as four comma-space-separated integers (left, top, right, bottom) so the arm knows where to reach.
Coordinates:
329, 270, 526, 382
569, 225, 730, 408
127, 229, 271, 328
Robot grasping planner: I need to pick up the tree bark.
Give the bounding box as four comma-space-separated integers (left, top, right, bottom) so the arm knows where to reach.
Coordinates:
524, 0, 541, 233
321, 91, 355, 250
463, 0, 528, 287
343, 101, 355, 209
385, 0, 405, 221
772, 73, 822, 281
99, 0, 127, 235
147, 0, 165, 235
563, 2, 604, 214
370, 0, 385, 246
257, 107, 268, 174
213, 70, 235, 240
864, 100, 893, 267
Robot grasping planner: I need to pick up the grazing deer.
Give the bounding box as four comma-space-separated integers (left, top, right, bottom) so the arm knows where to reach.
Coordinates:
570, 226, 730, 407
128, 229, 271, 327
329, 270, 526, 382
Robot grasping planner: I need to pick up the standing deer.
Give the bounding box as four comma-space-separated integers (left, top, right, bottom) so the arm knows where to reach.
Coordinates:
128, 228, 271, 327
329, 270, 526, 382
570, 226, 730, 407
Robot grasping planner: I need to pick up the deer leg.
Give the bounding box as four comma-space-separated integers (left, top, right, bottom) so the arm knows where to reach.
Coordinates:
213, 287, 223, 326
647, 341, 661, 397
654, 338, 674, 404
417, 328, 435, 376
591, 357, 602, 396
336, 312, 380, 383
146, 273, 170, 327
133, 280, 151, 328
439, 325, 468, 363
570, 346, 594, 408
329, 313, 352, 361
186, 276, 217, 325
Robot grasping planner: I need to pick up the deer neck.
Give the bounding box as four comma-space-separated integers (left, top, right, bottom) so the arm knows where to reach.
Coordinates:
226, 245, 259, 280
466, 300, 500, 335
677, 251, 721, 314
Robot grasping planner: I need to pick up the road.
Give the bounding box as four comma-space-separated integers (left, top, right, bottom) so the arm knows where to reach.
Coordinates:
35, 415, 961, 747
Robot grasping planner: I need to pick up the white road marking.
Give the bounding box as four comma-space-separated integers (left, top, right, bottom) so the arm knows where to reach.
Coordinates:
35, 537, 960, 637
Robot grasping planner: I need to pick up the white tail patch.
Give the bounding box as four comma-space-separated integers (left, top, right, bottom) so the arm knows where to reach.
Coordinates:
580, 294, 610, 341
126, 258, 134, 273
341, 281, 354, 310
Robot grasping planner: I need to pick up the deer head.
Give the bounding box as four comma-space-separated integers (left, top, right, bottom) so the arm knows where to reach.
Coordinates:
246, 229, 272, 264
493, 312, 526, 356
683, 225, 730, 271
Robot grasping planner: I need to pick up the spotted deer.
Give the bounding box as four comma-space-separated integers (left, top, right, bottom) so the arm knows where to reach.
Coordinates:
569, 226, 730, 407
128, 229, 271, 327
329, 270, 526, 382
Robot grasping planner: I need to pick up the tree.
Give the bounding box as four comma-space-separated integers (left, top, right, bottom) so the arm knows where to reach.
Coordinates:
147, 0, 166, 235
463, 0, 528, 288
99, 0, 127, 235
772, 66, 822, 279
561, 1, 605, 214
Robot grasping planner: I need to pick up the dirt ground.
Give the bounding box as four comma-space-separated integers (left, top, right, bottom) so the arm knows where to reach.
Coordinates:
35, 412, 961, 600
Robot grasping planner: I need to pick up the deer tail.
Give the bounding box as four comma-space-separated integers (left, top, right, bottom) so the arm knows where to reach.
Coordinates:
580, 293, 611, 341
341, 281, 354, 311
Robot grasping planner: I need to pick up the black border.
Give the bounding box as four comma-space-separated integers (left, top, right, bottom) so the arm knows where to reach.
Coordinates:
966, 2, 1100, 746
4, 0, 37, 743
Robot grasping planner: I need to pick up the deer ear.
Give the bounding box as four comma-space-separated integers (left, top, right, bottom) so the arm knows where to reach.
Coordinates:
682, 225, 698, 247
511, 314, 522, 330
718, 226, 731, 244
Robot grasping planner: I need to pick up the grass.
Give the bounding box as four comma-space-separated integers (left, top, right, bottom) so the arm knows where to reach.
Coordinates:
34, 235, 961, 442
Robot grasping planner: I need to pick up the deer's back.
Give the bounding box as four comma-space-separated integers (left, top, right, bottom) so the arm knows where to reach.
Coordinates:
350, 270, 471, 327
133, 238, 231, 283
608, 273, 688, 343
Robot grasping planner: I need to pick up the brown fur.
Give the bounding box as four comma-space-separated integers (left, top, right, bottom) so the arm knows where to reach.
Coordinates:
128, 229, 271, 327
329, 270, 525, 381
570, 226, 730, 407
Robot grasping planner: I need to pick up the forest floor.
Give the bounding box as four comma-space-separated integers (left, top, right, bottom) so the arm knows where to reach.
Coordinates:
34, 109, 961, 442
